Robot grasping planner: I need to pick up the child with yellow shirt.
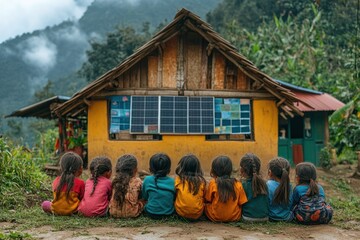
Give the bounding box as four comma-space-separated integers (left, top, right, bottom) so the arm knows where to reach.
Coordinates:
174, 154, 206, 220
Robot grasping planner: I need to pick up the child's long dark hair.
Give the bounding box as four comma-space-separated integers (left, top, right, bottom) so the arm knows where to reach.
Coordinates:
56, 152, 83, 201
240, 153, 267, 197
211, 156, 237, 203
89, 156, 112, 196
149, 153, 171, 188
175, 154, 206, 195
268, 157, 291, 205
112, 154, 138, 208
296, 162, 319, 196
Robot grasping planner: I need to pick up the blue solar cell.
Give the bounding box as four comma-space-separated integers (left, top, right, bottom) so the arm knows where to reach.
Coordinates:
161, 125, 173, 132
241, 104, 250, 111
175, 126, 187, 133
132, 118, 143, 124
145, 118, 158, 124
202, 125, 214, 133
222, 119, 231, 126
241, 112, 250, 118
232, 126, 241, 133
241, 119, 250, 125
131, 126, 144, 132
189, 125, 201, 132
189, 118, 200, 124
202, 118, 213, 124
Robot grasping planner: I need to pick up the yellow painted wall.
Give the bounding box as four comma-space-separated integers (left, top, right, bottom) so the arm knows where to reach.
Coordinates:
88, 100, 278, 175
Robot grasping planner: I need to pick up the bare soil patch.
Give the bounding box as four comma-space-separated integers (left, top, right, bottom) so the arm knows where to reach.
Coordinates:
27, 222, 359, 240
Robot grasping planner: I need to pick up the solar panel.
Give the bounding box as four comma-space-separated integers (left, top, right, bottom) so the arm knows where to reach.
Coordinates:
130, 96, 159, 133
160, 96, 187, 133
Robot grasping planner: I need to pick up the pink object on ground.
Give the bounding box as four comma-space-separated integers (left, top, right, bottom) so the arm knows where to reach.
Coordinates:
42, 201, 52, 213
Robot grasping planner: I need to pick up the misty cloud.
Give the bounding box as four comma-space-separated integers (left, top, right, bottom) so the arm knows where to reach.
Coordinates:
55, 25, 89, 44
20, 36, 58, 72
0, 0, 93, 43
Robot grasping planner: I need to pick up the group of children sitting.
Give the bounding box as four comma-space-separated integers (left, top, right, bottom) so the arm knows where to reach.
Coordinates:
42, 152, 333, 224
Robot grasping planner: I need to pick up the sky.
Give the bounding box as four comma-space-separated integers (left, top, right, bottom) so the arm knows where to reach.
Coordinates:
0, 0, 94, 43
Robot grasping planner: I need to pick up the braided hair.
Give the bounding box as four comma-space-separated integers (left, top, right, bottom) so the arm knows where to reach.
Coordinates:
268, 157, 291, 205
211, 156, 237, 203
295, 162, 319, 196
55, 152, 83, 201
175, 154, 206, 195
89, 156, 112, 196
240, 153, 267, 197
149, 153, 171, 188
112, 154, 138, 208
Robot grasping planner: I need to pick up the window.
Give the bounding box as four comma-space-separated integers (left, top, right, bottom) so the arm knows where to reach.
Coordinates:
109, 96, 131, 134
109, 96, 252, 140
214, 98, 251, 134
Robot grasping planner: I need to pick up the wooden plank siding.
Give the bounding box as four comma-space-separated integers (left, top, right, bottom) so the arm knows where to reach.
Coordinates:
162, 36, 178, 88
213, 50, 225, 90
148, 55, 158, 88
184, 31, 203, 90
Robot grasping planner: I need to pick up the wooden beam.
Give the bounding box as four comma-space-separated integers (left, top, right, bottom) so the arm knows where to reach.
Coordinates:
95, 89, 274, 99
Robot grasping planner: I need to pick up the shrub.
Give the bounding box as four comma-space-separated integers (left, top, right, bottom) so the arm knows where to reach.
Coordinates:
319, 146, 332, 169
0, 137, 51, 209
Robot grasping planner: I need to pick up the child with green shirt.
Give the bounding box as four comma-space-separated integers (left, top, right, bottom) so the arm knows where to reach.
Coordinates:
142, 153, 175, 219
239, 153, 269, 221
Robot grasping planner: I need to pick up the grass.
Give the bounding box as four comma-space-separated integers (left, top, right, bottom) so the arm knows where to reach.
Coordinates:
319, 175, 360, 230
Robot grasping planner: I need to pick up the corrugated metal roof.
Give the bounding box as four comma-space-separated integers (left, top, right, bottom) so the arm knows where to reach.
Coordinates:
293, 91, 344, 112
6, 96, 70, 119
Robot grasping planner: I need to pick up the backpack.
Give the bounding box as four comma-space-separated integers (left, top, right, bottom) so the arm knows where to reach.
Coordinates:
293, 195, 333, 224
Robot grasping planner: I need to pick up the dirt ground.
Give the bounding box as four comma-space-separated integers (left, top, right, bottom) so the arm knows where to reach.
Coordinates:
23, 223, 359, 240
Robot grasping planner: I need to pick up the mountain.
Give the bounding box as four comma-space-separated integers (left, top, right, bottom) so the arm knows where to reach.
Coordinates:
0, 0, 221, 143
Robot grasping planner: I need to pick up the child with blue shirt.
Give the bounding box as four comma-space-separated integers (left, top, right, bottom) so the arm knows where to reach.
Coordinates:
292, 162, 333, 224
267, 157, 293, 221
142, 153, 175, 219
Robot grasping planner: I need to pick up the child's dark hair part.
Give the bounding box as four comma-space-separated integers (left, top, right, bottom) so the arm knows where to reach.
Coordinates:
211, 155, 237, 203
112, 154, 138, 208
56, 152, 83, 200
268, 157, 291, 205
149, 153, 171, 187
175, 154, 206, 195
240, 153, 267, 197
296, 162, 319, 196
89, 156, 112, 196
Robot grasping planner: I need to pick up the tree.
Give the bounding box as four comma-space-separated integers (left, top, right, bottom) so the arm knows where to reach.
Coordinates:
79, 26, 150, 82
221, 5, 357, 103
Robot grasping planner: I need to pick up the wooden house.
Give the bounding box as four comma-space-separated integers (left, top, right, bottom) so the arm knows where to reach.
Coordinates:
54, 9, 305, 173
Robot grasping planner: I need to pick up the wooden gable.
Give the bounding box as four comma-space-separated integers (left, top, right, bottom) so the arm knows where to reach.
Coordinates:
55, 8, 304, 118
100, 30, 251, 94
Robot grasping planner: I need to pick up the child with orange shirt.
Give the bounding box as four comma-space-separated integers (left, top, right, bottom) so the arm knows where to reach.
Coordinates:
205, 156, 248, 222
41, 152, 85, 215
174, 154, 206, 220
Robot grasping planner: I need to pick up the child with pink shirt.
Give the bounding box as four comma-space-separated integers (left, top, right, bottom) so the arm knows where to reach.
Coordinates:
78, 156, 112, 217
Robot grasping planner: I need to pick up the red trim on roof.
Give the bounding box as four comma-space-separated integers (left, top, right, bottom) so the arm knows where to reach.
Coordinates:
293, 91, 344, 112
